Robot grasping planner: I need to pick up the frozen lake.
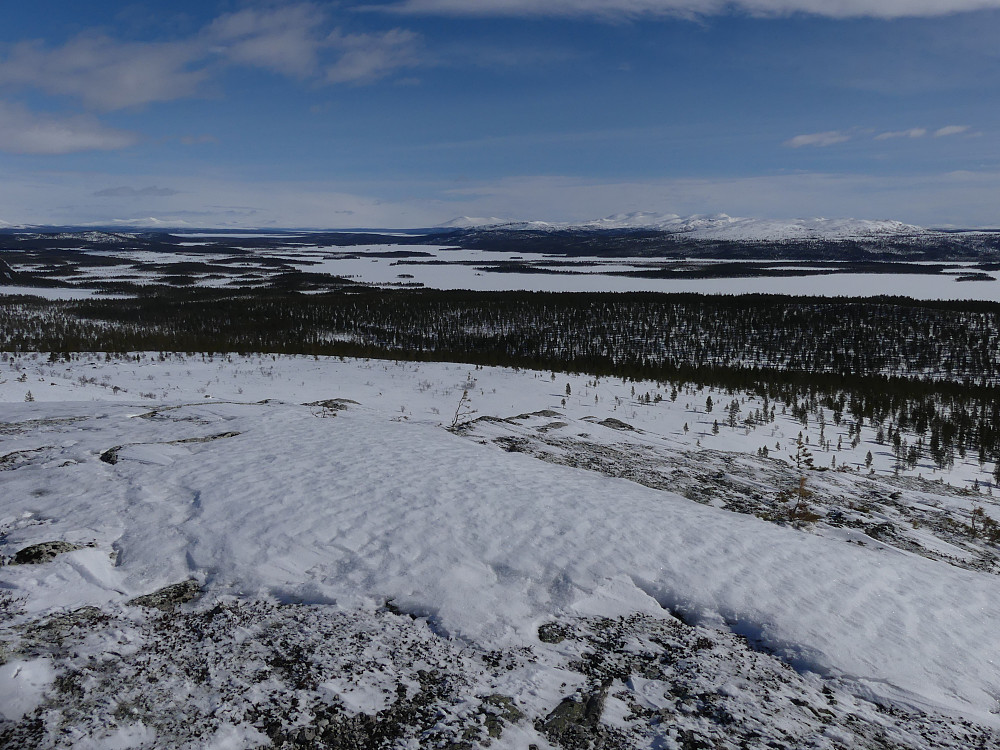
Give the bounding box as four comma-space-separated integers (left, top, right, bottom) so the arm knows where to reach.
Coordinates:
295, 245, 1000, 301
3, 238, 999, 301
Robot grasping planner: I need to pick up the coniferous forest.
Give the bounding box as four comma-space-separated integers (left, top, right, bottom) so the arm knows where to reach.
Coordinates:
3, 287, 1000, 476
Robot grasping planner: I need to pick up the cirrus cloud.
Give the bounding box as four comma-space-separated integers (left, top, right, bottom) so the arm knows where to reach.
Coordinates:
0, 35, 205, 111
784, 130, 850, 148
370, 0, 1000, 19
206, 4, 329, 78
0, 100, 137, 154
874, 128, 927, 140
93, 186, 180, 198
325, 28, 422, 84
0, 4, 425, 111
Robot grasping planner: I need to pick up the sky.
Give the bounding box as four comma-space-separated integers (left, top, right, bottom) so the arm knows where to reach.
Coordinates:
0, 1, 998, 229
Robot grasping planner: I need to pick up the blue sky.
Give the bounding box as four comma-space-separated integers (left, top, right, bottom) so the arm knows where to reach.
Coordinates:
0, 1, 998, 228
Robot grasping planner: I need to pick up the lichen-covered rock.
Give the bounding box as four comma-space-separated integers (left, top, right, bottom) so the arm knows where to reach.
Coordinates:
538, 621, 570, 644
99, 446, 120, 464
539, 683, 610, 749
597, 418, 635, 431
12, 541, 82, 565
304, 398, 359, 411
127, 580, 201, 610
481, 694, 524, 739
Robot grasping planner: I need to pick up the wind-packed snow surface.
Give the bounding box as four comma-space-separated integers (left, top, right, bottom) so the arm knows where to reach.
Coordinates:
2, 354, 1000, 746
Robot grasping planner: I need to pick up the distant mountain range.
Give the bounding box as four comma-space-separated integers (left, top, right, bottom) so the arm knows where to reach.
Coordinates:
2, 214, 995, 240
440, 213, 941, 240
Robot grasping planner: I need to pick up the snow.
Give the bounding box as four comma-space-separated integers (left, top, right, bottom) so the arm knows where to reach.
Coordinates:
0, 659, 55, 720
319, 676, 395, 715
344, 259, 1000, 300
169, 233, 307, 239
5, 228, 1000, 300
439, 216, 512, 229
69, 724, 160, 750
108, 217, 192, 228
2, 353, 1000, 737
579, 212, 928, 240
206, 723, 269, 749
281, 244, 1000, 300
442, 212, 930, 240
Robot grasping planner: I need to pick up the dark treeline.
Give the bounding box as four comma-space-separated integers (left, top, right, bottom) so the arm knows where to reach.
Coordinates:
7, 226, 1000, 262
442, 228, 1000, 261
4, 288, 1000, 472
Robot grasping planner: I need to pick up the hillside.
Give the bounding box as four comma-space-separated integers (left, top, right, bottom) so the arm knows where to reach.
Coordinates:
1, 354, 999, 748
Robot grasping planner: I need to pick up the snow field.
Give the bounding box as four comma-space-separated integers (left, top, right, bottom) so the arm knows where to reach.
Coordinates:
1, 353, 1000, 734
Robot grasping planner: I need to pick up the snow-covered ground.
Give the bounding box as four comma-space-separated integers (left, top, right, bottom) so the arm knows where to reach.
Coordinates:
2, 354, 1000, 747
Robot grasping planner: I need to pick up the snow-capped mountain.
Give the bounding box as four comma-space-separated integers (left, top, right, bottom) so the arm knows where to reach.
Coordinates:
442, 212, 930, 240
108, 216, 193, 228
579, 212, 928, 240
438, 216, 562, 231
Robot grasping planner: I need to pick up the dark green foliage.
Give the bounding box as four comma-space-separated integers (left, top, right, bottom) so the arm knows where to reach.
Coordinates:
4, 288, 1000, 468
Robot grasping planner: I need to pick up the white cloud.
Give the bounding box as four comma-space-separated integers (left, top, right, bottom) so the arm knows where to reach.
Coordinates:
874, 128, 927, 140
93, 186, 180, 198
784, 131, 850, 148
0, 35, 204, 110
206, 4, 328, 77
373, 0, 1000, 19
0, 4, 423, 111
0, 101, 137, 154
325, 28, 422, 84
934, 125, 970, 137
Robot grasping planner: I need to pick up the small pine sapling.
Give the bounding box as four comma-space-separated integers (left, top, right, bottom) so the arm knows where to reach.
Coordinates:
449, 389, 476, 429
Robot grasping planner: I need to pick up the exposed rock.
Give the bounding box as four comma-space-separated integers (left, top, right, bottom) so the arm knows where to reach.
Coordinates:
12, 541, 82, 565
494, 436, 532, 453
538, 621, 570, 644
539, 682, 611, 748
127, 580, 201, 611
171, 431, 241, 444
512, 409, 563, 420
1, 601, 995, 749
99, 446, 121, 464
481, 694, 524, 738
597, 418, 635, 431
304, 398, 359, 410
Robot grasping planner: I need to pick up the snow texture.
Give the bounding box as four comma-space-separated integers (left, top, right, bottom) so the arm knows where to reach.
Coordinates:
2, 353, 1000, 746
